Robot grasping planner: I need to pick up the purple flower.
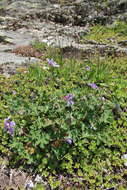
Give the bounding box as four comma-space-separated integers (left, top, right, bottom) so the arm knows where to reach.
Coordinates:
63, 94, 74, 106
65, 138, 73, 145
85, 66, 90, 71
59, 175, 63, 181
12, 90, 17, 95
4, 117, 15, 136
47, 59, 59, 67
88, 83, 99, 89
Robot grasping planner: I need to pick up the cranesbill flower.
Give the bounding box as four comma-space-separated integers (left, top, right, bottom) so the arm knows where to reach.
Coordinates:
4, 117, 15, 136
88, 83, 99, 89
47, 59, 59, 67
25, 180, 34, 189
85, 66, 90, 71
65, 138, 74, 145
63, 93, 74, 106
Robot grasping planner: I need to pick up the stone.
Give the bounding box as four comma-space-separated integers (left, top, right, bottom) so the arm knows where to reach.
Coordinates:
118, 40, 127, 46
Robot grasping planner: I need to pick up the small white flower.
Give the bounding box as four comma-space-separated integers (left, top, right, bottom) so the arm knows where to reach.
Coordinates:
99, 96, 106, 101
122, 154, 127, 167
26, 180, 34, 189
42, 66, 49, 70
34, 174, 43, 183
89, 124, 96, 130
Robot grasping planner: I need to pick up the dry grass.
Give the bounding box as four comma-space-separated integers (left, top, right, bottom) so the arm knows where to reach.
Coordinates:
12, 45, 43, 58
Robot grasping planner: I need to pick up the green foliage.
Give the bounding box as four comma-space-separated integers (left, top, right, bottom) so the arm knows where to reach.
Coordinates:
81, 21, 127, 44
32, 41, 47, 52
0, 53, 127, 189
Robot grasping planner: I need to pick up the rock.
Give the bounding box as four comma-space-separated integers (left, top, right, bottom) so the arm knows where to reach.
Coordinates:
0, 0, 126, 28
0, 52, 39, 65
0, 0, 127, 76
118, 40, 127, 46
117, 0, 127, 12
118, 12, 127, 22
0, 0, 118, 26
0, 28, 40, 76
0, 52, 40, 77
0, 33, 6, 42
0, 172, 10, 189
0, 166, 32, 190
83, 40, 105, 45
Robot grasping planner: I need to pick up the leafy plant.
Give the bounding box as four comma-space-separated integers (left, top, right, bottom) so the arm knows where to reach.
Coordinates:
0, 51, 127, 189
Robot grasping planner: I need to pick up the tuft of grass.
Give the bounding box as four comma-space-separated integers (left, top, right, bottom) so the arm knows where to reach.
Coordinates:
32, 41, 47, 52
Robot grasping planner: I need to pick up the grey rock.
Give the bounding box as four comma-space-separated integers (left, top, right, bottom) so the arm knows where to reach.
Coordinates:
118, 40, 127, 46
0, 53, 39, 77
0, 0, 127, 76
0, 28, 39, 75
0, 52, 39, 65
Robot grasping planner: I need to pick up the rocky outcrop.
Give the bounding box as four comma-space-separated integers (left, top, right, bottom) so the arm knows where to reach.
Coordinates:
4, 0, 127, 26
0, 29, 40, 76
0, 0, 127, 75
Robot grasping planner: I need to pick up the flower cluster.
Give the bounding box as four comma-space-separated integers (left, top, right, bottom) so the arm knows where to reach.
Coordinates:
85, 66, 90, 71
65, 138, 74, 145
63, 94, 74, 106
4, 116, 15, 136
88, 83, 99, 89
4, 60, 99, 136
47, 59, 60, 67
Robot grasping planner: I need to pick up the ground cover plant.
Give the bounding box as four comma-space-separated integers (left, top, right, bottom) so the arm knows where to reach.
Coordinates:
0, 44, 127, 189
81, 21, 127, 45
